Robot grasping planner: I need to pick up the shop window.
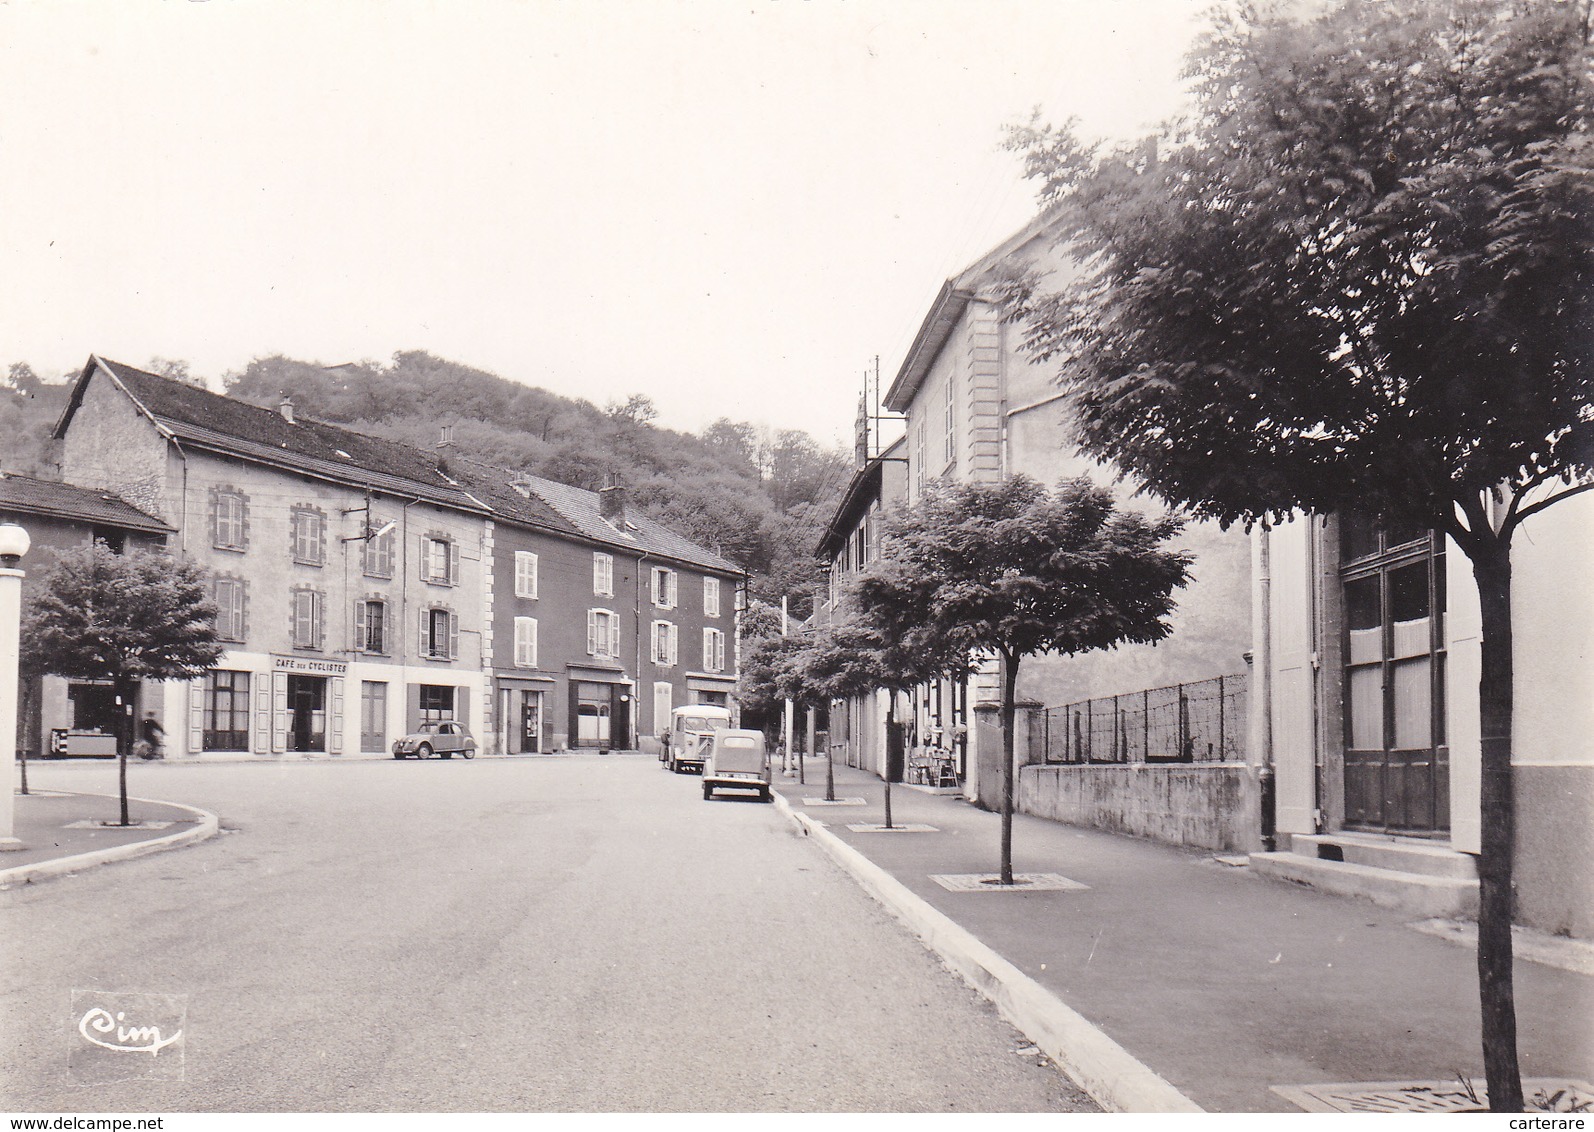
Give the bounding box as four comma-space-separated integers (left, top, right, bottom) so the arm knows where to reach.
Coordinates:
204, 670, 251, 751
419, 684, 455, 723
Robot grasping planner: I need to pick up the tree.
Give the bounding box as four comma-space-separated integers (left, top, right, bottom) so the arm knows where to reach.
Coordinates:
1003, 0, 1593, 1108
800, 611, 968, 816
22, 544, 223, 825
855, 477, 1189, 883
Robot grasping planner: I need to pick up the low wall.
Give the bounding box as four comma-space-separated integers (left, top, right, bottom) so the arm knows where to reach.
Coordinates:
1018, 762, 1262, 853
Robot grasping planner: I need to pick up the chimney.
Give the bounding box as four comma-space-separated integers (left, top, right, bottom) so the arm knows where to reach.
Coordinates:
598, 473, 626, 524
437, 424, 454, 448
278, 395, 295, 424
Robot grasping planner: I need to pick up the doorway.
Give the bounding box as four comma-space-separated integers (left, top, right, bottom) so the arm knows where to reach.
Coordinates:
288, 675, 327, 753
519, 690, 542, 754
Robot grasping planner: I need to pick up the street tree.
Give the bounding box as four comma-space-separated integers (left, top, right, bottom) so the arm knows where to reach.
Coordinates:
1003, 0, 1593, 1107
800, 611, 968, 817
855, 477, 1189, 883
21, 543, 222, 825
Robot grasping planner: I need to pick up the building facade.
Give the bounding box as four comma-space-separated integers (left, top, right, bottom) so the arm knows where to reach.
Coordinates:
51, 357, 741, 760
868, 216, 1255, 846
0, 472, 172, 757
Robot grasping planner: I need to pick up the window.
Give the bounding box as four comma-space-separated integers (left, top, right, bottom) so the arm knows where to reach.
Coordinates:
290, 588, 325, 650
588, 608, 620, 658
213, 577, 246, 642
421, 606, 458, 660
514, 616, 538, 667
419, 684, 455, 723
703, 628, 725, 673
652, 567, 677, 609
422, 534, 458, 585
514, 551, 539, 599
211, 487, 248, 551
593, 552, 614, 597
651, 620, 678, 666
363, 521, 396, 578
290, 506, 326, 566
355, 598, 388, 655
942, 375, 956, 466
703, 576, 720, 618
203, 670, 251, 751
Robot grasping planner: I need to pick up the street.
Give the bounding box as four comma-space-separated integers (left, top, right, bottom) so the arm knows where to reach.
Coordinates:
0, 755, 1093, 1112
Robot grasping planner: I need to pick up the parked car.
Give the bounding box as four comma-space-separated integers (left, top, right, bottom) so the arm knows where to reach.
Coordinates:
392, 720, 477, 760
702, 728, 772, 802
664, 704, 733, 773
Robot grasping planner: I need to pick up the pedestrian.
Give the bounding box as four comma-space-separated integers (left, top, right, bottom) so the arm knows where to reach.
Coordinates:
139, 711, 165, 760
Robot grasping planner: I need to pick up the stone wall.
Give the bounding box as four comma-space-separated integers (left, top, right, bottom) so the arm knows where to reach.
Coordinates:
1017, 761, 1262, 853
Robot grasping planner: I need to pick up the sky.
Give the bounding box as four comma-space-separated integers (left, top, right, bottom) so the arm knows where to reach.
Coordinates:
1, 0, 1206, 447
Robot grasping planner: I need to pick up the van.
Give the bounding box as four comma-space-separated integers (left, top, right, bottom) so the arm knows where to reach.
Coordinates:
665, 704, 733, 774
701, 729, 772, 802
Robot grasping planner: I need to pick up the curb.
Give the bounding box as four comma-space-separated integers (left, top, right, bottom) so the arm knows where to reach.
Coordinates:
0, 793, 221, 889
773, 791, 1204, 1114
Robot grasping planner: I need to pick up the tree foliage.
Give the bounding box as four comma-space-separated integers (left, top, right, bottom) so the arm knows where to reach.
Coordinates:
22, 543, 223, 824
854, 476, 1189, 880
223, 351, 848, 615
1002, 0, 1592, 1108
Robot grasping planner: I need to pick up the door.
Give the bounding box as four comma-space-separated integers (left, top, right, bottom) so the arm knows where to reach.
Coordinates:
288, 675, 327, 753
1341, 520, 1448, 834
360, 682, 387, 752
519, 691, 542, 754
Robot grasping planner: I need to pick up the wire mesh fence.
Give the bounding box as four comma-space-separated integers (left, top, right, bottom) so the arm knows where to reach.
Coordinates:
1040, 673, 1247, 764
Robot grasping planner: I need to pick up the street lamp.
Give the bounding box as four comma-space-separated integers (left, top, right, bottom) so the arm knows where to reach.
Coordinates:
0, 522, 30, 850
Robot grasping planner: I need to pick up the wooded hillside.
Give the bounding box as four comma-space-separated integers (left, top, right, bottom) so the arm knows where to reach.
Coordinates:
1, 354, 849, 616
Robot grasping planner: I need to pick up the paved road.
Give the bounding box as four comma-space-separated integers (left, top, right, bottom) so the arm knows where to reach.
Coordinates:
1, 756, 1093, 1112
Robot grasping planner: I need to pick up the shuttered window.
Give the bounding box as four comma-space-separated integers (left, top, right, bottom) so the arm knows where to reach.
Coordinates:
422, 535, 459, 585
290, 588, 325, 650
420, 606, 458, 660
593, 553, 614, 597
514, 616, 538, 668
514, 551, 539, 599
213, 577, 246, 642
651, 620, 677, 666
363, 522, 396, 578
587, 609, 619, 658
703, 577, 720, 618
702, 628, 725, 673
354, 599, 388, 654
212, 488, 248, 551
290, 507, 326, 566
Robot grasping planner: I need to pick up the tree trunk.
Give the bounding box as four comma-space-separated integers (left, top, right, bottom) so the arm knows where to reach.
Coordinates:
825, 725, 836, 802
1470, 537, 1522, 1111
884, 690, 895, 830
116, 679, 133, 827
1000, 652, 1019, 885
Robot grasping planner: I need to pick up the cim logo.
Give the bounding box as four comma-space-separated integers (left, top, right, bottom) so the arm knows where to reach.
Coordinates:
69, 990, 187, 1084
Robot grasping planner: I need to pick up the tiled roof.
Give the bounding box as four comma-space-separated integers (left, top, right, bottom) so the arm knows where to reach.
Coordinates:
514, 473, 741, 576
445, 457, 577, 535
66, 359, 491, 513
0, 473, 171, 533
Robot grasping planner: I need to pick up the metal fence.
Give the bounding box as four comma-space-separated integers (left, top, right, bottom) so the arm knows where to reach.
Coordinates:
1040, 673, 1247, 765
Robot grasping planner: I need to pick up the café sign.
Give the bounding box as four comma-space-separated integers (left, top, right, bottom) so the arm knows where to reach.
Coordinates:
272, 655, 348, 675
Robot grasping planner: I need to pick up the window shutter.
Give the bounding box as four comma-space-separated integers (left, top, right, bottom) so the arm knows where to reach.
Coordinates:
449, 540, 460, 586
587, 609, 598, 656
252, 671, 271, 753
315, 592, 326, 650
668, 572, 677, 608
652, 569, 661, 605
420, 534, 430, 581
703, 628, 712, 670
271, 670, 289, 753
609, 616, 621, 659
329, 677, 345, 754
593, 555, 603, 595
188, 677, 205, 754
419, 607, 430, 656
528, 618, 538, 667
715, 631, 724, 672
354, 600, 368, 651
669, 623, 678, 666
449, 610, 460, 660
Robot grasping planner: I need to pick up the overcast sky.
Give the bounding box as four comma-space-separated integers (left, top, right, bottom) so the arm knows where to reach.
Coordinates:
1, 0, 1205, 446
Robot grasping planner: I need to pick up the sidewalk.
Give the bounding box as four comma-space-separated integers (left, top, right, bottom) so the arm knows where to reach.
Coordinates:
770, 760, 1594, 1114
1, 787, 218, 887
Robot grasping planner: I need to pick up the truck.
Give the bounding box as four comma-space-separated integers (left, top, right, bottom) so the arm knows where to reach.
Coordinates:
664, 704, 733, 774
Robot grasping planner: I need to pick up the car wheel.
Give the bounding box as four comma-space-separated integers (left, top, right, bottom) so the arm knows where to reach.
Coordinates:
417, 743, 434, 759
462, 748, 475, 760
392, 753, 405, 760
